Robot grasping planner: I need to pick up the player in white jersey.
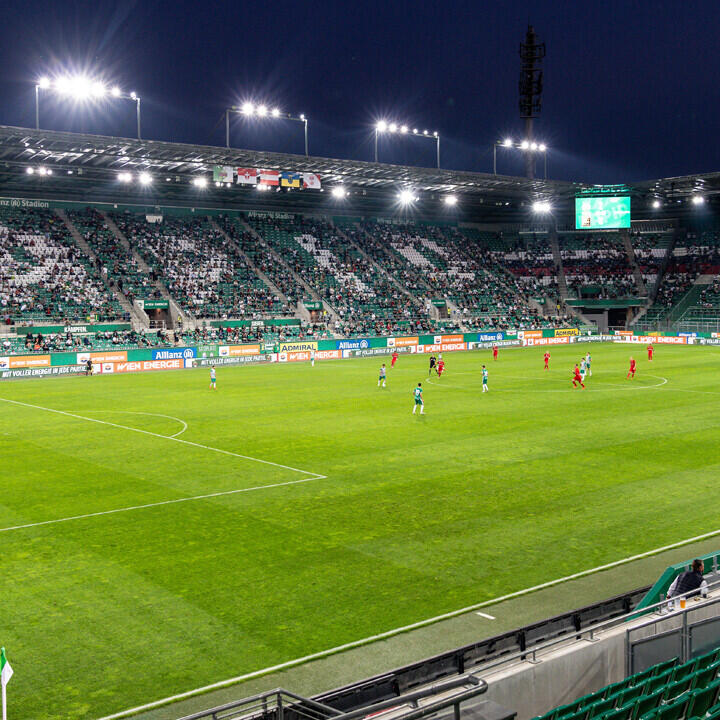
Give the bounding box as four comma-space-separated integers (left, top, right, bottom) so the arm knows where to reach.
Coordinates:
585, 352, 592, 376
378, 363, 387, 388
310, 349, 316, 367
579, 358, 587, 381
209, 365, 216, 389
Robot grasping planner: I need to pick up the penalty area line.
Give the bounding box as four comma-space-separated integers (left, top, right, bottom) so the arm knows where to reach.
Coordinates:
0, 396, 324, 479
0, 475, 323, 534
98, 525, 720, 720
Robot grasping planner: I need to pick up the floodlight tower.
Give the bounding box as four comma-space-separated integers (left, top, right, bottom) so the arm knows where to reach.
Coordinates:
519, 25, 545, 179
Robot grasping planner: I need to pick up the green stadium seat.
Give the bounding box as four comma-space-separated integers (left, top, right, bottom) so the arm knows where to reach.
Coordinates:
686, 682, 720, 717
652, 658, 679, 676
645, 669, 674, 694
654, 696, 689, 720
603, 704, 634, 720
662, 676, 693, 701
586, 696, 616, 719
616, 683, 645, 707
632, 689, 664, 720
691, 662, 720, 689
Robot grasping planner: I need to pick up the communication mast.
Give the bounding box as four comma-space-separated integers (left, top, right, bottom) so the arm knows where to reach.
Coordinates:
519, 25, 545, 179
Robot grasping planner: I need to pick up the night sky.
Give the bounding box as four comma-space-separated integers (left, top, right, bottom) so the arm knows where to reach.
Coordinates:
0, 0, 718, 184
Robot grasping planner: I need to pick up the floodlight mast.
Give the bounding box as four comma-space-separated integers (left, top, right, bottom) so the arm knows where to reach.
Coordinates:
519, 25, 545, 179
226, 105, 308, 156
374, 121, 441, 168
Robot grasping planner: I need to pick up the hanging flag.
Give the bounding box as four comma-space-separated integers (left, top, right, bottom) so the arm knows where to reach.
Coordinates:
280, 172, 302, 188
236, 168, 258, 185
1, 647, 13, 720
213, 166, 234, 183
258, 169, 279, 186
302, 173, 322, 190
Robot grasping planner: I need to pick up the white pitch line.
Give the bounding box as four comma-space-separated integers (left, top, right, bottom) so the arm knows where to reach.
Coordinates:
475, 611, 496, 620
0, 476, 321, 534
88, 410, 189, 438
0, 396, 324, 479
98, 525, 720, 720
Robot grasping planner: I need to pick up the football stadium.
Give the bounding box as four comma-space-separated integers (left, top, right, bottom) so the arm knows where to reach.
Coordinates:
3, 5, 720, 720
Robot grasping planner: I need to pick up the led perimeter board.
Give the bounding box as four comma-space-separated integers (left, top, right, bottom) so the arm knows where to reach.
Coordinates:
575, 196, 631, 229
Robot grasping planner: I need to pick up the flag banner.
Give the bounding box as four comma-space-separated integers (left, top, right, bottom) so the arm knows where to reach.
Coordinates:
258, 169, 279, 186
236, 168, 258, 185
0, 649, 11, 689
213, 166, 234, 183
280, 172, 302, 188
303, 173, 322, 190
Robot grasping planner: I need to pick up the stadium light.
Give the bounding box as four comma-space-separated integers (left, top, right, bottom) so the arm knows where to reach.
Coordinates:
375, 119, 441, 167
398, 189, 417, 205
652, 199, 661, 209
227, 101, 308, 156
494, 138, 549, 178
444, 195, 458, 206
193, 176, 208, 188
35, 74, 142, 138
117, 172, 132, 183
138, 171, 152, 185
25, 167, 34, 175
331, 186, 347, 199
532, 200, 552, 213
692, 195, 705, 205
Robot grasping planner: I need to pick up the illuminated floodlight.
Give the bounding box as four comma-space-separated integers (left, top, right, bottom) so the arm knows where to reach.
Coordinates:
111, 86, 121, 97
130, 91, 137, 100
538, 143, 547, 152
256, 183, 270, 191
413, 128, 418, 134
423, 129, 428, 135
520, 140, 530, 149
532, 200, 552, 213
117, 172, 132, 182
271, 107, 280, 117
26, 167, 34, 174
376, 120, 388, 132
193, 176, 208, 188
38, 166, 48, 176
299, 113, 306, 121
215, 181, 221, 187
331, 186, 347, 199
241, 101, 254, 115
503, 138, 513, 147
38, 77, 50, 89
444, 195, 458, 206
652, 199, 661, 209
389, 122, 397, 133
68, 76, 92, 99
530, 142, 538, 151
54, 77, 70, 94
91, 81, 105, 98
138, 172, 152, 185
257, 105, 268, 117
433, 131, 438, 137
692, 195, 705, 205
400, 125, 408, 133
398, 189, 417, 205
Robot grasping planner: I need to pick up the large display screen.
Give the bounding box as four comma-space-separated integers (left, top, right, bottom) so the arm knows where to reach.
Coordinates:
575, 196, 631, 229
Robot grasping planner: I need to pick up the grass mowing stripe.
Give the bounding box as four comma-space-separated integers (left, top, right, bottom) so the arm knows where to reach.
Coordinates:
97, 525, 720, 720
0, 396, 326, 479
0, 475, 325, 534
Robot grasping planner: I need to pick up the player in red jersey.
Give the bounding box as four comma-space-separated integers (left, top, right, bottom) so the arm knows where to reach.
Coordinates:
647, 344, 654, 361
544, 351, 550, 370
492, 344, 498, 361
391, 350, 399, 368
572, 363, 585, 389
437, 358, 445, 377
627, 356, 636, 379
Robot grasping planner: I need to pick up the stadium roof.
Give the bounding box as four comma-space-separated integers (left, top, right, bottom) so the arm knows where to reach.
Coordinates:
0, 125, 718, 220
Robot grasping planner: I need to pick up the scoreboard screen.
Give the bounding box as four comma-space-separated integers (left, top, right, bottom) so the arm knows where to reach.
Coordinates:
575, 196, 631, 229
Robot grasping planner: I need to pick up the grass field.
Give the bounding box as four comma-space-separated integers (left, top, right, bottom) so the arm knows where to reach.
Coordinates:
2, 342, 720, 719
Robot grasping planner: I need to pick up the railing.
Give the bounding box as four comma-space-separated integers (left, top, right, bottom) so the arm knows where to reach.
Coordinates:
178, 676, 488, 720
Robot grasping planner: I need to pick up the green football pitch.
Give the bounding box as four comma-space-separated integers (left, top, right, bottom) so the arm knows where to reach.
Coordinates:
2, 343, 720, 719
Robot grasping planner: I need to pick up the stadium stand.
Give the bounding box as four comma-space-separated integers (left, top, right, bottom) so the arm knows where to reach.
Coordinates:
111, 212, 288, 320
0, 207, 125, 323
531, 648, 720, 720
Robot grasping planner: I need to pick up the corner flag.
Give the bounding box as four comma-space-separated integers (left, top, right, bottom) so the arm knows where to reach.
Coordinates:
1, 648, 12, 720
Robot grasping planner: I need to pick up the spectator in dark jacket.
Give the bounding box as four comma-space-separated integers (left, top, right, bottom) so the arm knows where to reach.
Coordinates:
668, 559, 707, 599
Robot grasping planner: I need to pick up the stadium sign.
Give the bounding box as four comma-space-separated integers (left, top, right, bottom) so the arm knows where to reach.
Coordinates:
136, 300, 169, 310
336, 339, 371, 350
13, 323, 132, 335
386, 336, 419, 348
151, 348, 197, 360
77, 351, 128, 364
522, 337, 570, 347
0, 364, 85, 380
555, 328, 580, 337
96, 359, 187, 374
477, 332, 504, 342
218, 345, 260, 357
0, 197, 50, 209
197, 355, 269, 367
277, 341, 317, 352
0, 354, 51, 369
